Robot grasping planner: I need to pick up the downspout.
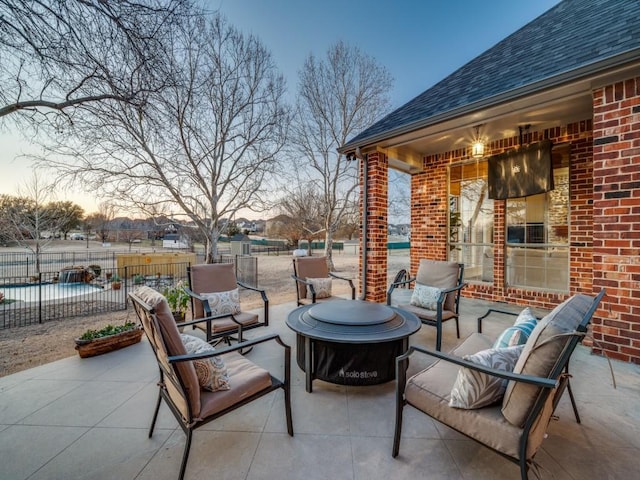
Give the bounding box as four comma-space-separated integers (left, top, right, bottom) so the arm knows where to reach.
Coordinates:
360, 153, 368, 300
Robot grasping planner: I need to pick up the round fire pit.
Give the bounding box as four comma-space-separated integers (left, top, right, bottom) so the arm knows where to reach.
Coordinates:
286, 300, 421, 391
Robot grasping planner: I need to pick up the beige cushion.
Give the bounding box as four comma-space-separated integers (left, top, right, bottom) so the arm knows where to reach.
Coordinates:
134, 286, 201, 418
294, 256, 329, 299
195, 311, 259, 334
410, 284, 441, 310
190, 263, 238, 319
449, 344, 524, 409
201, 288, 241, 316
405, 332, 553, 460
415, 260, 460, 312
180, 334, 230, 392
306, 277, 332, 299
199, 351, 272, 418
502, 294, 593, 426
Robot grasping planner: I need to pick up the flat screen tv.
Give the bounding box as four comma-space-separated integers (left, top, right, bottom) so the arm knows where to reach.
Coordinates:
488, 139, 554, 200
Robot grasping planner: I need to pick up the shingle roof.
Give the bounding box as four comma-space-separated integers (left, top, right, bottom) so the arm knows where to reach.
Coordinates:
344, 0, 640, 148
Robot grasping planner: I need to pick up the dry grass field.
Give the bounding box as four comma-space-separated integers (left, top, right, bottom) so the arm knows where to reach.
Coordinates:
0, 250, 409, 377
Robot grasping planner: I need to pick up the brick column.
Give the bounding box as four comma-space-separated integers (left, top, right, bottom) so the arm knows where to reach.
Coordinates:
592, 77, 640, 364
360, 151, 388, 303
409, 154, 449, 276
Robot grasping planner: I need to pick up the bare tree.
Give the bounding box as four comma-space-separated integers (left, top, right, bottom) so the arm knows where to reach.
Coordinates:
35, 12, 289, 262
85, 202, 116, 243
47, 201, 84, 240
0, 0, 189, 123
0, 173, 82, 273
272, 182, 326, 252
291, 40, 393, 270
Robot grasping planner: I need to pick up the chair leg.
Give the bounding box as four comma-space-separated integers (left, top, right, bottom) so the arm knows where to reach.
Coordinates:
455, 317, 460, 338
149, 388, 162, 438
435, 326, 442, 351
392, 399, 404, 457
566, 379, 581, 423
284, 386, 294, 436
520, 457, 529, 480
178, 429, 193, 480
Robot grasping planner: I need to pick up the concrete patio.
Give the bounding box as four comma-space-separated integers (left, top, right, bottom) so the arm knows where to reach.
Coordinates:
1, 297, 638, 479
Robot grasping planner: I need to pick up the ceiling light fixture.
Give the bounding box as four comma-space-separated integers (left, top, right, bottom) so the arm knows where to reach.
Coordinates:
471, 125, 485, 158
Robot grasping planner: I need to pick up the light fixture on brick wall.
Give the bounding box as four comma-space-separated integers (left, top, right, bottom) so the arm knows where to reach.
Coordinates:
471, 125, 485, 158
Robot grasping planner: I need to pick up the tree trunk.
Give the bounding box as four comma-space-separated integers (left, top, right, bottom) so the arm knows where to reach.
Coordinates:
324, 230, 334, 271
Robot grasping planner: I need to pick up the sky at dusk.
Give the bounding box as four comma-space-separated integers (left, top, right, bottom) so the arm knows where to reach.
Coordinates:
0, 0, 562, 216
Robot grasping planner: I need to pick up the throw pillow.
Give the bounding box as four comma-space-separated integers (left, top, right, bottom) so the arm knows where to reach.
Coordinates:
492, 307, 538, 349
410, 284, 442, 310
180, 334, 230, 391
449, 344, 525, 409
306, 277, 332, 299
201, 288, 241, 317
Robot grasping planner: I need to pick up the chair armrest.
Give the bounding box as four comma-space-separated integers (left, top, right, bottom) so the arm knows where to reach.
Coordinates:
440, 282, 467, 295
328, 272, 356, 299
386, 277, 416, 305
236, 281, 269, 325
397, 345, 558, 389
168, 333, 290, 363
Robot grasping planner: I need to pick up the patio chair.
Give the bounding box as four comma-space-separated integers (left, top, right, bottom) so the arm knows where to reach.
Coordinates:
129, 286, 293, 480
292, 255, 355, 306
186, 263, 268, 344
387, 260, 466, 351
392, 290, 606, 480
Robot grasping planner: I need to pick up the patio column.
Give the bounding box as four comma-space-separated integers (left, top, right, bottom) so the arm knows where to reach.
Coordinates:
591, 76, 640, 364
360, 151, 388, 303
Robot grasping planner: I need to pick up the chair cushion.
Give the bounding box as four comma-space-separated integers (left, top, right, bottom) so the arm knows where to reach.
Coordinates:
410, 284, 441, 310
180, 334, 230, 391
195, 311, 259, 334
492, 307, 538, 349
199, 351, 273, 418
405, 332, 553, 460
449, 344, 524, 409
201, 288, 241, 316
306, 277, 332, 299
415, 260, 460, 312
502, 294, 593, 426
294, 256, 329, 299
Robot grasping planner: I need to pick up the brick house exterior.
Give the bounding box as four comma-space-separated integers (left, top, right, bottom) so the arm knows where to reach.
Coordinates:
341, 0, 640, 363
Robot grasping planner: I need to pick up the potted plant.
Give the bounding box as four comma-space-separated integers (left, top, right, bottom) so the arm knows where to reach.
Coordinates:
133, 273, 144, 285
74, 321, 143, 358
163, 281, 190, 325
111, 274, 122, 290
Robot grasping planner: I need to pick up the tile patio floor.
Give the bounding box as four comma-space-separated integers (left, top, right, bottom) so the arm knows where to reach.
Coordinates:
1, 298, 639, 479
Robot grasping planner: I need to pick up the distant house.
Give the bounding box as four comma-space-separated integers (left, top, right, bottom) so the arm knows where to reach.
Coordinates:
162, 233, 189, 249
340, 0, 640, 363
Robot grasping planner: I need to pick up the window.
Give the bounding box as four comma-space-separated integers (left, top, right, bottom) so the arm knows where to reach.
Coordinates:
449, 161, 494, 282
505, 145, 570, 291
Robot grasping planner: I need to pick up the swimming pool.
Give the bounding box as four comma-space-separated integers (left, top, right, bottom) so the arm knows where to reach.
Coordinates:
1, 282, 105, 303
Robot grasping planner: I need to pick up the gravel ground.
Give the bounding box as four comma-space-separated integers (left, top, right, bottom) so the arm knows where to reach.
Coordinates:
0, 249, 410, 377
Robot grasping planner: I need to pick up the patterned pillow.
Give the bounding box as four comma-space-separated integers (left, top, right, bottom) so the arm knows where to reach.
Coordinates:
180, 334, 230, 391
306, 277, 332, 299
449, 344, 525, 409
201, 288, 241, 316
493, 307, 538, 349
410, 284, 442, 310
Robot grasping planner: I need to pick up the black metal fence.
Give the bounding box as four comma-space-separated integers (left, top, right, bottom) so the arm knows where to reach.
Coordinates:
0, 256, 259, 329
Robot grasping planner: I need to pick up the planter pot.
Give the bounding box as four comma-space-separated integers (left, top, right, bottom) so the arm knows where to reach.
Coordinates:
111, 281, 122, 290
75, 328, 143, 358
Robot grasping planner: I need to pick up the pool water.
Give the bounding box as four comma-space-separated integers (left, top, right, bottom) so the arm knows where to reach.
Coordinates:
1, 282, 104, 302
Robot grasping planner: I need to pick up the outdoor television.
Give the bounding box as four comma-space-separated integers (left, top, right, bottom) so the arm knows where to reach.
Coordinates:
488, 139, 554, 200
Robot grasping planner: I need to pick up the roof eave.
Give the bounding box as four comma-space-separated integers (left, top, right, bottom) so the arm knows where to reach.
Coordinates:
339, 48, 640, 155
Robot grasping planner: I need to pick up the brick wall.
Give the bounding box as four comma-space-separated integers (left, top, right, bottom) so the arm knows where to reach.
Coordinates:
591, 77, 640, 363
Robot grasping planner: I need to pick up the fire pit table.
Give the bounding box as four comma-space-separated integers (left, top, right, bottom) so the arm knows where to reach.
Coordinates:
286, 300, 421, 392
